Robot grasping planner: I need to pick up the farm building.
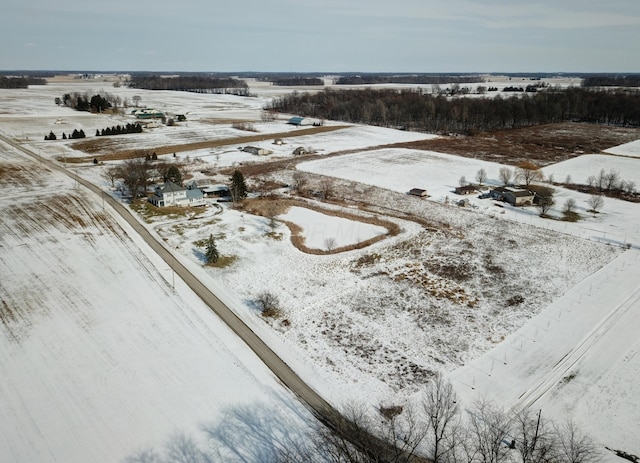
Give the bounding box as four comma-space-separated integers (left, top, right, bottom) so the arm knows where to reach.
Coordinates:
149, 181, 204, 207
242, 146, 273, 156
454, 184, 477, 195
287, 116, 320, 126
408, 188, 428, 197
201, 184, 230, 199
490, 187, 534, 206
132, 109, 164, 119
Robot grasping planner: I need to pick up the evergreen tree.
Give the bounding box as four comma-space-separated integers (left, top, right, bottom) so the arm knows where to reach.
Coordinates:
204, 234, 219, 264
166, 165, 182, 184
229, 169, 247, 203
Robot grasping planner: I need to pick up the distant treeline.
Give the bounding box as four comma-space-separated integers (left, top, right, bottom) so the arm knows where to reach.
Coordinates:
335, 74, 483, 85
268, 87, 640, 134
272, 77, 324, 86
128, 75, 249, 95
96, 123, 143, 137
0, 76, 47, 88
582, 75, 640, 87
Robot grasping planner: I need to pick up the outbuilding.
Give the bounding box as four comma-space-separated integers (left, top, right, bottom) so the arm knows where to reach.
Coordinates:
408, 188, 428, 197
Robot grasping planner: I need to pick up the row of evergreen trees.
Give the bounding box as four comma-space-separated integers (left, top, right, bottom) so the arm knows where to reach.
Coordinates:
268, 87, 640, 134
44, 129, 86, 140
96, 123, 143, 137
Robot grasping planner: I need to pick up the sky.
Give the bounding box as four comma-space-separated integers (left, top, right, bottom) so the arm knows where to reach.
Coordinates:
2, 0, 640, 73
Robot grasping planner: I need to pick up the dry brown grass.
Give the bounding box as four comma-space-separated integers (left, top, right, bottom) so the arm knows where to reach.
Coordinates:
390, 122, 640, 166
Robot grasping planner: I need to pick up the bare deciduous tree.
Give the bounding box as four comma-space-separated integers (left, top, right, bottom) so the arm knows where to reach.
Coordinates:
537, 196, 555, 217
467, 400, 512, 463
476, 168, 488, 187
498, 167, 513, 186
513, 409, 557, 463
563, 198, 577, 213
324, 237, 337, 252
587, 194, 604, 213
516, 162, 543, 186
459, 176, 468, 187
423, 374, 460, 463
319, 179, 333, 201
555, 420, 601, 463
291, 171, 308, 192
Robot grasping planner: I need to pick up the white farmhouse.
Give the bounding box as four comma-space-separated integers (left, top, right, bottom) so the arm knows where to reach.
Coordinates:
150, 181, 204, 207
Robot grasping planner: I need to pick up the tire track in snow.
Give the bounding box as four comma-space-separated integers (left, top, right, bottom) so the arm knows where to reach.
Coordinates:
514, 283, 640, 411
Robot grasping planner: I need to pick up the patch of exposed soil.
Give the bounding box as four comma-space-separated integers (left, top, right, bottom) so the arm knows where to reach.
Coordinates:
391, 123, 640, 166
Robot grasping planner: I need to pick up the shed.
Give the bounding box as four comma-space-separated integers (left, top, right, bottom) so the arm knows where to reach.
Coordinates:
288, 116, 318, 126
454, 184, 477, 195
408, 188, 428, 197
242, 146, 273, 156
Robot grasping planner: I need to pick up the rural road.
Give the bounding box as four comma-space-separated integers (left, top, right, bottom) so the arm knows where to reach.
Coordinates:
2, 133, 433, 462
0, 134, 336, 419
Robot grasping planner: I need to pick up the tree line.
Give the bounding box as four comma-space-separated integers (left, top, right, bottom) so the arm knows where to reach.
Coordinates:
123, 375, 603, 463
267, 87, 640, 134
127, 75, 250, 95
335, 74, 483, 85
272, 77, 324, 86
582, 75, 640, 87
0, 76, 46, 88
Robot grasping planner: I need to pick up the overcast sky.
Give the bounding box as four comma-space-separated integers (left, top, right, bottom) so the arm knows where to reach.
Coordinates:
2, 0, 639, 73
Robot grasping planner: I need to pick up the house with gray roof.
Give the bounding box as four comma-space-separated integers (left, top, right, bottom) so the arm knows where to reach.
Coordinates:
149, 181, 204, 207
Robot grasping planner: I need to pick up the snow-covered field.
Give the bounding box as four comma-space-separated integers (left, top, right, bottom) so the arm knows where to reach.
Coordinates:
2, 75, 640, 461
0, 145, 313, 463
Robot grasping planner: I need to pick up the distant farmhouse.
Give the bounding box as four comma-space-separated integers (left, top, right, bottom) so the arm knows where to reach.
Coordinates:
150, 181, 204, 207
490, 186, 534, 206
132, 109, 164, 119
454, 184, 477, 195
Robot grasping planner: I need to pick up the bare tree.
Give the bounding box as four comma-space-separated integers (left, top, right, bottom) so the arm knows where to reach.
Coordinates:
422, 374, 460, 463
604, 170, 620, 191
291, 171, 308, 192
555, 420, 601, 463
319, 178, 333, 201
132, 95, 141, 107
475, 169, 488, 187
516, 162, 543, 187
459, 176, 468, 187
498, 167, 513, 186
587, 194, 604, 213
622, 180, 636, 195
537, 196, 555, 217
102, 165, 120, 188
255, 291, 280, 317
324, 237, 337, 252
512, 409, 557, 463
467, 400, 512, 463
563, 198, 577, 213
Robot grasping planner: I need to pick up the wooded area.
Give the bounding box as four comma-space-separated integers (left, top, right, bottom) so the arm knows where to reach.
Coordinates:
0, 76, 46, 88
128, 75, 249, 95
268, 87, 640, 134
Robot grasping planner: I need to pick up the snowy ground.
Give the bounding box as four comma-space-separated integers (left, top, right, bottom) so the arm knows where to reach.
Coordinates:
2, 75, 640, 461
0, 143, 312, 463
